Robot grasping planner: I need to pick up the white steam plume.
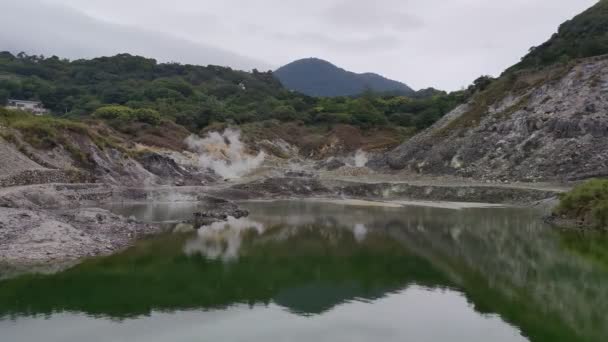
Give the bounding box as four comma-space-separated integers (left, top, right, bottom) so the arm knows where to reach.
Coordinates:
354, 149, 369, 167
185, 129, 265, 179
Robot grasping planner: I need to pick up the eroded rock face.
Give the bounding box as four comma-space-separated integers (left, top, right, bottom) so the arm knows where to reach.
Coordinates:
137, 152, 217, 186
0, 128, 221, 189
388, 56, 608, 182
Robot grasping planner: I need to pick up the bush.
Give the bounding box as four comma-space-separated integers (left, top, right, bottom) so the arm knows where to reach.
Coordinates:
555, 179, 608, 228
94, 105, 161, 126
134, 108, 161, 125
93, 105, 135, 121
1, 108, 89, 149
352, 110, 387, 127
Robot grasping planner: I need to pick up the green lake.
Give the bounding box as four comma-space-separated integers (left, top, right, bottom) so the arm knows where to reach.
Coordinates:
1, 200, 607, 342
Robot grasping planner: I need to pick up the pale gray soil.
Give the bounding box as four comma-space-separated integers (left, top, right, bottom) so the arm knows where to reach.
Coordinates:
0, 136, 46, 175
0, 207, 159, 266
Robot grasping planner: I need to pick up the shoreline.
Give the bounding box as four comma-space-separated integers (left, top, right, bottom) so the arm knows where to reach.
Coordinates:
0, 177, 568, 275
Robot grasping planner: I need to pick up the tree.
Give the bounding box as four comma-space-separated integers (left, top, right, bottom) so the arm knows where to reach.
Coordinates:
389, 113, 414, 127
349, 98, 386, 126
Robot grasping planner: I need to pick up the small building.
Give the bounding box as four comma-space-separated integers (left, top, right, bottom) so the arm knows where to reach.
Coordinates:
5, 99, 49, 115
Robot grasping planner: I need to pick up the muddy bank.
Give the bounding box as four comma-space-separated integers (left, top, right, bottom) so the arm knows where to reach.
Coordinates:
0, 173, 565, 272
330, 180, 559, 204
224, 177, 561, 205
0, 183, 250, 270
0, 207, 160, 268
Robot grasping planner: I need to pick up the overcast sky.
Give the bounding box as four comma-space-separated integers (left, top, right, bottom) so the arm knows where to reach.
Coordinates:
1, 0, 599, 90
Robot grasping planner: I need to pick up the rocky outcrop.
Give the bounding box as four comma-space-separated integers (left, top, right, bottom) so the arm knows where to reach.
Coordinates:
192, 196, 249, 226
136, 152, 217, 186
388, 56, 608, 182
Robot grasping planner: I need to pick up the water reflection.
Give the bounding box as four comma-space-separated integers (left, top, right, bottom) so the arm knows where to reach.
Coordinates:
183, 217, 265, 261
0, 200, 607, 342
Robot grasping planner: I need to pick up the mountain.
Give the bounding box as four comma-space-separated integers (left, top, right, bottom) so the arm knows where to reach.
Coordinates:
0, 0, 270, 71
274, 58, 414, 97
387, 0, 608, 182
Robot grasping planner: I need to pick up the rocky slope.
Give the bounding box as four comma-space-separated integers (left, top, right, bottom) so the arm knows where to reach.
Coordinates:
388, 55, 608, 182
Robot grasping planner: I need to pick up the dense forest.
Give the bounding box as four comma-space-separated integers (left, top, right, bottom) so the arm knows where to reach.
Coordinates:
0, 52, 465, 133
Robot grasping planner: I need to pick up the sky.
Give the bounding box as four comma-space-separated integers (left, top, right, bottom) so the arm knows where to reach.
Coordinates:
0, 0, 599, 90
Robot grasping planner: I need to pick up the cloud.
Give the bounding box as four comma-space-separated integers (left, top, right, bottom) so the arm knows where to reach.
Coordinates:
273, 32, 402, 51
0, 0, 271, 71
323, 0, 424, 32
2, 0, 600, 90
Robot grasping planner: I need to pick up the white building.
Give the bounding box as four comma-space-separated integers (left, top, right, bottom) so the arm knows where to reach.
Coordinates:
5, 99, 49, 115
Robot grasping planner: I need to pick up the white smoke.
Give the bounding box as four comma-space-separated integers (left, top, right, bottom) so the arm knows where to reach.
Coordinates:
354, 149, 369, 167
185, 129, 265, 179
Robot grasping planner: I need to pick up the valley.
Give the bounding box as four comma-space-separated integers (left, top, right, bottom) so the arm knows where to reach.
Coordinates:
1, 1, 608, 341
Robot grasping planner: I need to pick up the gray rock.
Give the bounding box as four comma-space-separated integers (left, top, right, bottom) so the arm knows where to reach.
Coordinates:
387, 55, 608, 182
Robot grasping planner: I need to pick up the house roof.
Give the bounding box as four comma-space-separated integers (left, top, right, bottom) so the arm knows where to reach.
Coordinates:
7, 99, 43, 104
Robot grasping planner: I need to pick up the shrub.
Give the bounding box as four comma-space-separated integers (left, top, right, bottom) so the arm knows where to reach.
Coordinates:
555, 179, 608, 228
94, 105, 161, 126
134, 108, 162, 125
93, 105, 135, 121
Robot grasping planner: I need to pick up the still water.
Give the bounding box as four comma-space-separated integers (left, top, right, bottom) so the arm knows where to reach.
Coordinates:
1, 200, 607, 342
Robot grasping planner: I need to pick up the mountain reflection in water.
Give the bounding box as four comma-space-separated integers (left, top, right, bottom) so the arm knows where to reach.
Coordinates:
0, 200, 607, 342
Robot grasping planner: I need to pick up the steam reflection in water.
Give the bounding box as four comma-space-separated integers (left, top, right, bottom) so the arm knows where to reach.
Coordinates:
183, 217, 266, 261
183, 211, 376, 261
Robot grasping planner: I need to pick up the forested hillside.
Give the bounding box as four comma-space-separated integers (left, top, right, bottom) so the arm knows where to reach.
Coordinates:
0, 52, 464, 132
